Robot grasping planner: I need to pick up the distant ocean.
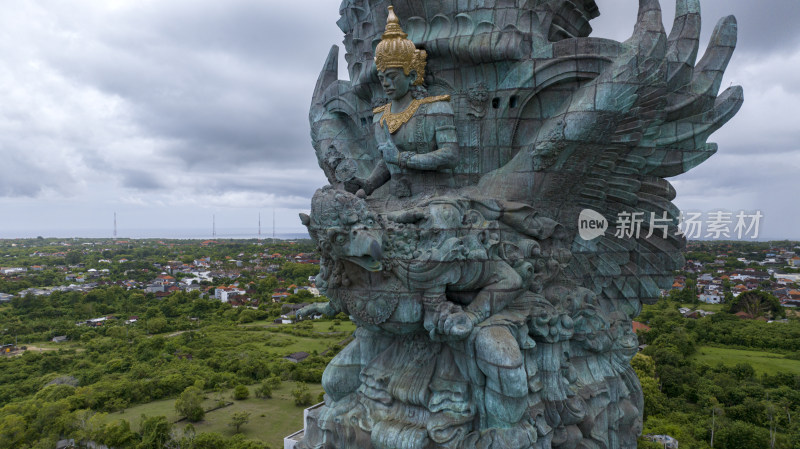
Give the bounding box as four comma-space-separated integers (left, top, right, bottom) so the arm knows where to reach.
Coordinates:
0, 228, 311, 240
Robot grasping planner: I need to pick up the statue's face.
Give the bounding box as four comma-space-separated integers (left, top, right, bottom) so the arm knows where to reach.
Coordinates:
378, 67, 415, 100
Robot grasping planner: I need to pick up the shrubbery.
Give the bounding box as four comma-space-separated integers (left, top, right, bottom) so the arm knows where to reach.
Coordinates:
232, 385, 250, 400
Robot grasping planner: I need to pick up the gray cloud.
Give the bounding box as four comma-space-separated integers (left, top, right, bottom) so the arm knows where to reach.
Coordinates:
121, 169, 164, 191
0, 1, 797, 238
38, 1, 338, 174
592, 0, 800, 56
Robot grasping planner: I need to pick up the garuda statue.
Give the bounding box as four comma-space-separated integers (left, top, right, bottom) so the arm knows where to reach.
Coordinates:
296, 1, 741, 448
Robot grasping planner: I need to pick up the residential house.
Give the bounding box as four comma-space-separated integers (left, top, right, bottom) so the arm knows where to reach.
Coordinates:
774, 273, 800, 283
284, 352, 310, 363
215, 286, 246, 303
644, 435, 678, 449
154, 274, 176, 286
145, 284, 166, 293
699, 293, 722, 304
272, 292, 290, 302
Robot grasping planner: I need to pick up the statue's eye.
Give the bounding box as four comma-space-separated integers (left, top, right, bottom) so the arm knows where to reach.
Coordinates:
335, 234, 346, 245
366, 218, 375, 226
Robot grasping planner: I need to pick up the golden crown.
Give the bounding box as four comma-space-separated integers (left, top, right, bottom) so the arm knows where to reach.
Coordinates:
374, 6, 426, 86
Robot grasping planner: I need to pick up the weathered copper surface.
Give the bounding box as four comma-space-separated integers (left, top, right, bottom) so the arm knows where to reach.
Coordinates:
296, 1, 742, 448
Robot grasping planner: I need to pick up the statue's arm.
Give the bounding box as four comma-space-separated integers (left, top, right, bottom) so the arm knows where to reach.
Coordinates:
403, 103, 459, 171
357, 160, 391, 196
297, 301, 339, 319
344, 116, 393, 196
403, 139, 457, 171
344, 119, 391, 195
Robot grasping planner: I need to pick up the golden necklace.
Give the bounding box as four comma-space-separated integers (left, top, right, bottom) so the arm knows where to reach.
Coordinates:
373, 95, 450, 134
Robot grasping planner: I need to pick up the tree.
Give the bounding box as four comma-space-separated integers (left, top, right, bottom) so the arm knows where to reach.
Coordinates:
190, 432, 226, 448
727, 290, 784, 319
175, 386, 205, 422
680, 278, 698, 303
708, 397, 722, 448
228, 411, 251, 434
136, 415, 172, 449
0, 414, 26, 449
101, 419, 137, 448
233, 384, 250, 400
292, 382, 313, 406
254, 382, 272, 399
715, 420, 770, 449
146, 317, 168, 334
631, 354, 667, 418
65, 251, 82, 265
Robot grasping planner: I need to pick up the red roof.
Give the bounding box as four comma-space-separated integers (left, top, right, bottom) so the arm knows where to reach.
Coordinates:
632, 321, 651, 332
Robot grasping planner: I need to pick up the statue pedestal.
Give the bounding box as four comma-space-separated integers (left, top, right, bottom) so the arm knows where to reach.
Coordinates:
283, 402, 325, 449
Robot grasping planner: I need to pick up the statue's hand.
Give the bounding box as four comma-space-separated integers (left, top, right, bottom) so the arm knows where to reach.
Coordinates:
297, 302, 331, 320
435, 307, 474, 340
443, 310, 474, 339
398, 152, 415, 169
343, 178, 365, 194
379, 141, 399, 165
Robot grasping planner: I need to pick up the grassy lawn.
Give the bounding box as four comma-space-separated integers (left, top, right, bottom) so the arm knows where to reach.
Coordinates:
103, 382, 323, 449
679, 302, 725, 312
27, 340, 84, 350
693, 346, 800, 376
307, 320, 356, 334
241, 319, 356, 334
258, 321, 355, 357
262, 335, 339, 356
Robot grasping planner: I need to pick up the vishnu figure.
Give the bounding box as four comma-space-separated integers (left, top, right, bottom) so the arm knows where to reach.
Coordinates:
340, 6, 533, 435
347, 6, 459, 198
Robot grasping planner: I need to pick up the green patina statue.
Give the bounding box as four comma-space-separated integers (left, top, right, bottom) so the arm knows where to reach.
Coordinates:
295, 1, 742, 448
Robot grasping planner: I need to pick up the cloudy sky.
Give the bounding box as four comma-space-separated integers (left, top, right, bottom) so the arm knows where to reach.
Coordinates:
0, 1, 797, 239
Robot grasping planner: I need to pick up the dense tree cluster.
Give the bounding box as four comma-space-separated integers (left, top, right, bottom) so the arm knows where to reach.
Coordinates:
637, 302, 800, 448
0, 285, 344, 448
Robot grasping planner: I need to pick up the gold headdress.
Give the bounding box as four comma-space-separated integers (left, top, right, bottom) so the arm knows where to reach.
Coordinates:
374, 6, 426, 86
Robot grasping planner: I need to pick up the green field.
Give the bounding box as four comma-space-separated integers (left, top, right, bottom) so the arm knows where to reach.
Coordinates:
242, 319, 356, 334
249, 321, 355, 356
91, 320, 352, 447
679, 302, 725, 312
103, 382, 323, 449
693, 346, 800, 376
261, 333, 348, 356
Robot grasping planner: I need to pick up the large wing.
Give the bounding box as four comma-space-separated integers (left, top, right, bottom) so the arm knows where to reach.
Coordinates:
476, 0, 743, 315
